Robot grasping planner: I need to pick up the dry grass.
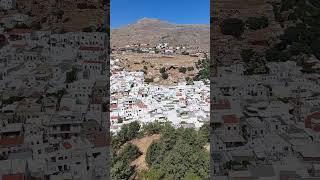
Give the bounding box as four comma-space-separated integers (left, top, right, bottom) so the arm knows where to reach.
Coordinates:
113, 52, 200, 66
130, 134, 161, 172
112, 52, 201, 85
16, 0, 105, 32
204, 143, 210, 152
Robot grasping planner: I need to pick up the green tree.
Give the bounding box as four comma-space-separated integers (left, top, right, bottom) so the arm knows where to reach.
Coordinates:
65, 67, 78, 83
145, 78, 154, 83
159, 67, 166, 73
194, 57, 209, 81
265, 48, 290, 62
141, 121, 164, 135
139, 169, 162, 180
242, 160, 251, 168
241, 49, 255, 63
146, 141, 161, 166
198, 123, 210, 144
111, 159, 135, 180
118, 117, 123, 124
112, 121, 141, 149
128, 121, 141, 139
161, 72, 169, 79
245, 16, 269, 30
184, 171, 202, 180
118, 143, 142, 162
144, 125, 209, 180
220, 18, 245, 37
179, 67, 187, 73
289, 42, 311, 56
187, 67, 194, 71
311, 38, 320, 59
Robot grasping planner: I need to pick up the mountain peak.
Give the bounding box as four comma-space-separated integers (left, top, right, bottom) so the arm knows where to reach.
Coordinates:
137, 17, 169, 24
111, 18, 209, 51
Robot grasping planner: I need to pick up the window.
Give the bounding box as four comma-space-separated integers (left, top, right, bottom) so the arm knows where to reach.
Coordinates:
51, 157, 56, 162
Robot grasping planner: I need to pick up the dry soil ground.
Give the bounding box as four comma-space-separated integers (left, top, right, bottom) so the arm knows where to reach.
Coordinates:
130, 134, 161, 172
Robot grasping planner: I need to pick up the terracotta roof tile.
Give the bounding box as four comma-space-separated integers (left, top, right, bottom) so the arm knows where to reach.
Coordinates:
2, 174, 24, 180
0, 136, 24, 147
62, 142, 72, 149
222, 114, 239, 124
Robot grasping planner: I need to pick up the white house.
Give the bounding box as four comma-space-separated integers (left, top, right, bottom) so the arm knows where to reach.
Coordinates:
0, 0, 16, 10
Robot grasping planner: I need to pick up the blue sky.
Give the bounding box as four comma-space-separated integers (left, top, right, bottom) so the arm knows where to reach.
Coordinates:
111, 0, 209, 28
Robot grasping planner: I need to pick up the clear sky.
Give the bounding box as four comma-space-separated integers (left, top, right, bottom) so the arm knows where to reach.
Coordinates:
111, 0, 209, 28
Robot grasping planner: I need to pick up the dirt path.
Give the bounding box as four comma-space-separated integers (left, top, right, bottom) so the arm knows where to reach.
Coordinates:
130, 134, 161, 172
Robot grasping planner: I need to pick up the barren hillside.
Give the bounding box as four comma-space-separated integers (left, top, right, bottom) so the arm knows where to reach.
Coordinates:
211, 0, 284, 66
15, 0, 107, 32
111, 18, 209, 51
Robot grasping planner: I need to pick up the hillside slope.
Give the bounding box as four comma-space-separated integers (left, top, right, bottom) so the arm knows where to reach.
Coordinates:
111, 18, 209, 51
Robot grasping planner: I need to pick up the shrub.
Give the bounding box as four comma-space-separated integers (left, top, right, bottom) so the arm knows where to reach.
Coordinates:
241, 49, 255, 62
159, 67, 166, 73
265, 48, 290, 62
187, 67, 194, 71
179, 67, 187, 73
31, 21, 41, 30
2, 96, 25, 105
118, 117, 123, 124
311, 38, 320, 59
161, 72, 169, 79
220, 18, 245, 37
141, 121, 164, 135
245, 16, 269, 30
146, 141, 161, 166
77, 3, 87, 9
145, 78, 154, 83
82, 26, 94, 32
118, 143, 142, 162
63, 17, 70, 23
65, 67, 78, 83
112, 121, 141, 149
182, 51, 189, 55
14, 23, 29, 29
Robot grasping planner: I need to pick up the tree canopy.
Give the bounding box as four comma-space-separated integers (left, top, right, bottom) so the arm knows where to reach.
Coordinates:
220, 18, 245, 37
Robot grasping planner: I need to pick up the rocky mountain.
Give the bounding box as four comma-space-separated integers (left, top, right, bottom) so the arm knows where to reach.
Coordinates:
210, 0, 284, 68
16, 0, 106, 32
111, 18, 209, 51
